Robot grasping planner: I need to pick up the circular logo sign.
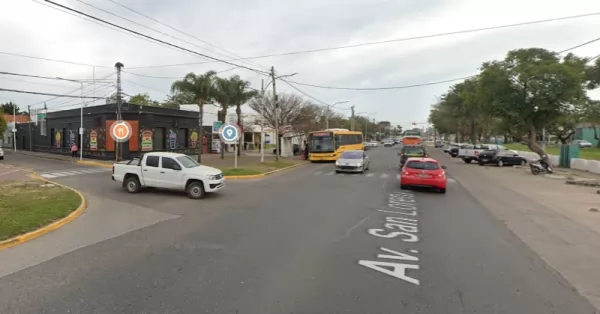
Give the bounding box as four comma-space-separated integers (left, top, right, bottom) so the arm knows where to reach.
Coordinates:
110, 120, 133, 143
219, 124, 240, 144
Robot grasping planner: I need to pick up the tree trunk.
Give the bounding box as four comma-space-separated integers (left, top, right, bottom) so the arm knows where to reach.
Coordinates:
527, 123, 546, 158
220, 107, 228, 159
197, 100, 204, 163
236, 104, 242, 157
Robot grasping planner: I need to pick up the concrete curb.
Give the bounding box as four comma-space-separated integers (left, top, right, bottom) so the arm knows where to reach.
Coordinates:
0, 174, 87, 250
224, 161, 310, 179
77, 160, 112, 168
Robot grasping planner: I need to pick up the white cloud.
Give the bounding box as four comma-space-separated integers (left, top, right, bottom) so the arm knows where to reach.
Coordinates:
1, 0, 600, 127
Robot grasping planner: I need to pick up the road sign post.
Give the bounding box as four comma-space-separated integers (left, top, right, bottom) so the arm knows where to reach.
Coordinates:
218, 123, 240, 168
110, 120, 133, 161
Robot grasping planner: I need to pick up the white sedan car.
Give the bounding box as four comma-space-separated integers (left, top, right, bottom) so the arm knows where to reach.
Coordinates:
0, 147, 4, 160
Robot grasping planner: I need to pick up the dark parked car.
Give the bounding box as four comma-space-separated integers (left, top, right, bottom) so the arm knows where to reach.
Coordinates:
478, 150, 528, 167
398, 145, 428, 167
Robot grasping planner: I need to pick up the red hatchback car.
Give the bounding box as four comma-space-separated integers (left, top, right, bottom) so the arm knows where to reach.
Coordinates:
400, 157, 447, 193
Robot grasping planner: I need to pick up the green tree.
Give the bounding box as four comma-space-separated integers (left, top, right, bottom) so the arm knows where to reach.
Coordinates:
1, 102, 20, 115
477, 48, 586, 156
228, 75, 257, 156
171, 70, 218, 162
214, 76, 234, 159
0, 109, 7, 136
128, 93, 160, 107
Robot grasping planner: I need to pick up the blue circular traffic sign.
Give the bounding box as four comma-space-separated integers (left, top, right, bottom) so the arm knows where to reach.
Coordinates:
219, 124, 240, 144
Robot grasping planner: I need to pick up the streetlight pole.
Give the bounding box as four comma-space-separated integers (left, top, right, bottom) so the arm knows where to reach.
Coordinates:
56, 77, 84, 161
263, 69, 297, 161
356, 111, 377, 139
325, 101, 349, 129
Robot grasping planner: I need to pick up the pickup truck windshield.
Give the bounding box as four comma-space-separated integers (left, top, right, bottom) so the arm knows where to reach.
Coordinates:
176, 155, 200, 168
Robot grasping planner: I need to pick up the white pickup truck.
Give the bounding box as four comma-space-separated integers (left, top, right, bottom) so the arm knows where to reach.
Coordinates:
458, 144, 507, 163
111, 152, 225, 199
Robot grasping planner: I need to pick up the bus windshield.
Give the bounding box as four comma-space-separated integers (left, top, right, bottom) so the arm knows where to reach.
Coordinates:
309, 133, 334, 153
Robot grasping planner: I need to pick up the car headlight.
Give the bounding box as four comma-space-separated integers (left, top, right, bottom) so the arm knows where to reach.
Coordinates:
356, 162, 362, 167
207, 175, 219, 180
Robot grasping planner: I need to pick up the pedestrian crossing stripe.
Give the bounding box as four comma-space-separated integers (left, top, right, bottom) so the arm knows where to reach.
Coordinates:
39, 168, 110, 179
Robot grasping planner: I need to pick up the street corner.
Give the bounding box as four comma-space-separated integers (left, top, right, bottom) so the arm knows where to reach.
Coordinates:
0, 176, 86, 250
76, 160, 112, 168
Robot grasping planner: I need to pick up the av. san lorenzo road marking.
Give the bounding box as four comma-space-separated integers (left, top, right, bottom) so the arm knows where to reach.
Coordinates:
359, 190, 421, 286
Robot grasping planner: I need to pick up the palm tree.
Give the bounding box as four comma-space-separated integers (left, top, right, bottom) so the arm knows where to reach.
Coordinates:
229, 75, 258, 156
214, 77, 234, 159
171, 70, 217, 163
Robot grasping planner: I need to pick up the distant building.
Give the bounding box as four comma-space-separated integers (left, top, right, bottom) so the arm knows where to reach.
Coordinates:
575, 123, 599, 147
1, 114, 30, 148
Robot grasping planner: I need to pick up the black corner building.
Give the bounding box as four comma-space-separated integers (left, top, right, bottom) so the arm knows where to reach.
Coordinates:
14, 103, 212, 160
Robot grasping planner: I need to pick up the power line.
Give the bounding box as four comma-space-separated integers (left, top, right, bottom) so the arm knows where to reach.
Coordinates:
29, 72, 116, 107
41, 0, 269, 76
122, 66, 241, 80
0, 88, 105, 99
103, 0, 270, 72
73, 0, 264, 71
284, 37, 600, 91
0, 70, 112, 82
128, 11, 600, 69
0, 51, 110, 68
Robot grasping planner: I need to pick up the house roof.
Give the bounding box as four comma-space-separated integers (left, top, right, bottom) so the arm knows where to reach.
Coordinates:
3, 114, 30, 123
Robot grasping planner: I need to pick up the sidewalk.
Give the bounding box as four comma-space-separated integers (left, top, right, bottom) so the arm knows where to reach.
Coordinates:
5, 150, 302, 169
433, 150, 600, 310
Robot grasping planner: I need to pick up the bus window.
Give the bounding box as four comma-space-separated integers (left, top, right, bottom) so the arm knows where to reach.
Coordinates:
309, 133, 334, 153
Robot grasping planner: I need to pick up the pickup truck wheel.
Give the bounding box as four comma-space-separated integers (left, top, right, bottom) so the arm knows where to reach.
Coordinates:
124, 177, 141, 193
187, 181, 205, 199
463, 158, 472, 164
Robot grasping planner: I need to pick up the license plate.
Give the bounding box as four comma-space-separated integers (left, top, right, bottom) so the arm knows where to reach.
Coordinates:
480, 158, 487, 162
418, 174, 430, 178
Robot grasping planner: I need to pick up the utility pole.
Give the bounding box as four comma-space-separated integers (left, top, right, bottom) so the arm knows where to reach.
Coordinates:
115, 62, 124, 162
271, 66, 279, 161
28, 105, 32, 151
350, 106, 355, 131
260, 79, 265, 163
12, 104, 16, 152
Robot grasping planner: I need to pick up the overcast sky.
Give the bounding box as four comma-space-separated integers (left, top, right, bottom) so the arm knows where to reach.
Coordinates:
1, 0, 600, 128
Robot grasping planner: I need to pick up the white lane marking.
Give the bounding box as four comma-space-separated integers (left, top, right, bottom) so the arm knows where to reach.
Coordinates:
50, 172, 69, 177
60, 171, 80, 176
78, 169, 96, 173
325, 171, 334, 175
0, 169, 20, 177
380, 173, 389, 179
447, 178, 456, 184
314, 171, 323, 175
366, 173, 375, 177
396, 174, 401, 180
67, 170, 85, 174
39, 174, 58, 178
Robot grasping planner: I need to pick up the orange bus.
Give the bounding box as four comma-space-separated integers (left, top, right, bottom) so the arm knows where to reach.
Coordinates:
402, 136, 422, 146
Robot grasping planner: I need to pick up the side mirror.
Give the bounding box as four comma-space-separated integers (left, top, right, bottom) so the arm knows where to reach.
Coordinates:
172, 164, 182, 171
397, 152, 401, 156
441, 165, 447, 169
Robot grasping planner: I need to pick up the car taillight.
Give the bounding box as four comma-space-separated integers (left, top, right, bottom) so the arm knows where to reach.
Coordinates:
424, 154, 428, 157
402, 170, 410, 176
437, 172, 445, 178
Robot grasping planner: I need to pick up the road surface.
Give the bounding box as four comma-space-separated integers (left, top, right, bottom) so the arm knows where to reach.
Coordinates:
0, 147, 596, 313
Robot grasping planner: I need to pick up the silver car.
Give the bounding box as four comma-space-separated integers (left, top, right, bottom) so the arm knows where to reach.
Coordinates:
335, 150, 370, 173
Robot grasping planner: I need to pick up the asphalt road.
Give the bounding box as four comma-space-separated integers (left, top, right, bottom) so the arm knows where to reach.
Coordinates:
0, 146, 596, 313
